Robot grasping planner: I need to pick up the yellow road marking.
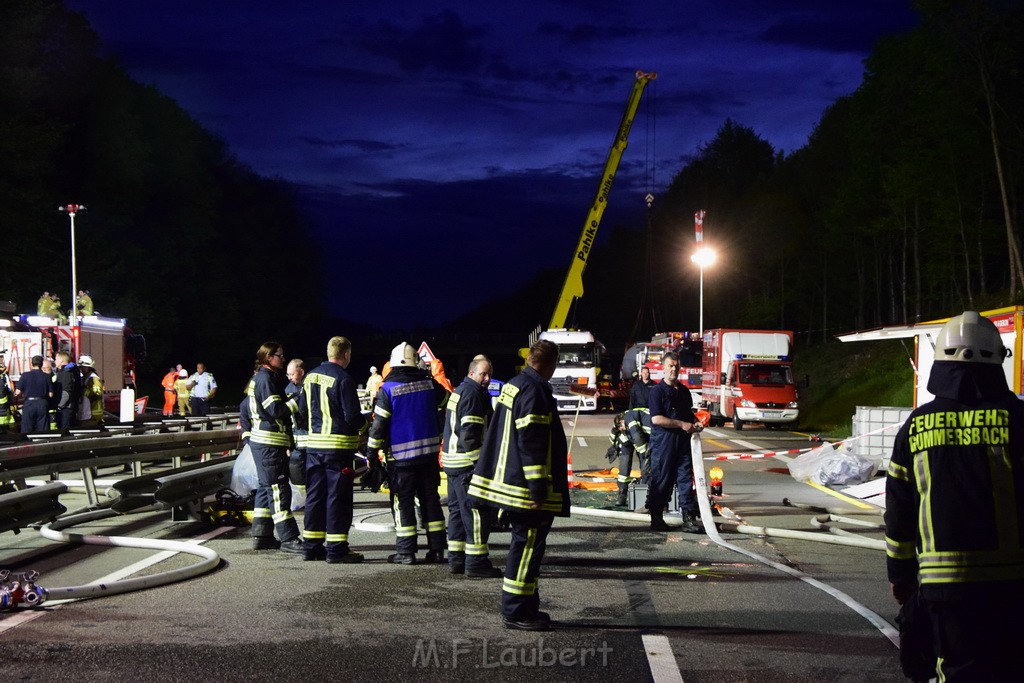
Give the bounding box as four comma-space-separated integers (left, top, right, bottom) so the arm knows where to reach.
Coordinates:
804, 481, 876, 510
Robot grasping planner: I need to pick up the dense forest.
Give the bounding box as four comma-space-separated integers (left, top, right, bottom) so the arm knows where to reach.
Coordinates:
3, 1, 1023, 390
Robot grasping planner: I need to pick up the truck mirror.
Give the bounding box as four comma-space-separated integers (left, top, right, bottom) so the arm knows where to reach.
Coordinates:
800, 374, 810, 388
721, 372, 727, 385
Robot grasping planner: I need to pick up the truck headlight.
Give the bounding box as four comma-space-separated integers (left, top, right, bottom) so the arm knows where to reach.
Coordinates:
787, 401, 799, 409
739, 399, 756, 408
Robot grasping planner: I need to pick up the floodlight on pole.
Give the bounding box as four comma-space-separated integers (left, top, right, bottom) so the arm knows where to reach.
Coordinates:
690, 210, 716, 335
58, 204, 86, 358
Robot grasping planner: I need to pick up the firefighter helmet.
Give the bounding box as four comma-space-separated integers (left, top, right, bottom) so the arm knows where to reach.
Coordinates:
79, 354, 95, 368
390, 342, 417, 367
933, 311, 1006, 364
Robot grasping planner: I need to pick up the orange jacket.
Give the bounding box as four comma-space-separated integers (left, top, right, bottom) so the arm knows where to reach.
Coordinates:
430, 359, 454, 394
161, 371, 178, 391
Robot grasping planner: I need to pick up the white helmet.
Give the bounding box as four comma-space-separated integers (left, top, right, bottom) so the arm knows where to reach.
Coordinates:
79, 354, 95, 368
390, 342, 417, 367
933, 311, 1007, 364
370, 366, 378, 374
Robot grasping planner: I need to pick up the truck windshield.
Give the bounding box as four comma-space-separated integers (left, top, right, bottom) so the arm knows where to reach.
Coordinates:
737, 363, 793, 386
557, 343, 598, 368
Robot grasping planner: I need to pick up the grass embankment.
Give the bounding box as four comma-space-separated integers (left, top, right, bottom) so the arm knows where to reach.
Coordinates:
794, 339, 915, 438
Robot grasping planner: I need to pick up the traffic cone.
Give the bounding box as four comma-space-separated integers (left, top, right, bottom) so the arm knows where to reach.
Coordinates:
567, 451, 575, 484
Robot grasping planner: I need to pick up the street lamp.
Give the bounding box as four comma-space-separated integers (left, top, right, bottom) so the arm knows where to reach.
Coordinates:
690, 245, 716, 335
58, 204, 86, 357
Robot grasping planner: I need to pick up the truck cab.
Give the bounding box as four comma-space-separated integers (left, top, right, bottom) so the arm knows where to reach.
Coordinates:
539, 328, 606, 412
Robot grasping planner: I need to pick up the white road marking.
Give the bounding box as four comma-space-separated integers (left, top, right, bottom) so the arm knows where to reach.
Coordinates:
642, 634, 685, 683
577, 437, 588, 448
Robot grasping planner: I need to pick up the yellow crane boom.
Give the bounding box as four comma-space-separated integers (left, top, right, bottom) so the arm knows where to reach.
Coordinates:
547, 69, 656, 330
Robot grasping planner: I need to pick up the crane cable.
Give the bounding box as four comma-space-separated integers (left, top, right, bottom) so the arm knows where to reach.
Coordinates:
628, 78, 660, 346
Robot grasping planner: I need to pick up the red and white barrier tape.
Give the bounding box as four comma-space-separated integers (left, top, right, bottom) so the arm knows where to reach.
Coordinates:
707, 421, 902, 461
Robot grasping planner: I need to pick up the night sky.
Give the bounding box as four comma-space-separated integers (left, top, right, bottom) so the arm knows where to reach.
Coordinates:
64, 1, 918, 328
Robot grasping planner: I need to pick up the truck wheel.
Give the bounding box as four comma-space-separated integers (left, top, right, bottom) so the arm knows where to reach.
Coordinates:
732, 413, 744, 431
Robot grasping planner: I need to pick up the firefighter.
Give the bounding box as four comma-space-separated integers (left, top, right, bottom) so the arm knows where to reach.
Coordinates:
441, 355, 501, 578
285, 358, 308, 494
16, 355, 53, 433
54, 352, 81, 430
647, 351, 703, 533
78, 355, 105, 427
174, 369, 191, 416
245, 342, 303, 553
76, 289, 94, 316
886, 311, 1024, 681
468, 339, 570, 631
624, 404, 652, 486
365, 365, 383, 407
367, 342, 449, 565
298, 337, 368, 563
161, 367, 178, 416
608, 413, 635, 507
629, 365, 654, 409
0, 356, 15, 433
37, 291, 53, 317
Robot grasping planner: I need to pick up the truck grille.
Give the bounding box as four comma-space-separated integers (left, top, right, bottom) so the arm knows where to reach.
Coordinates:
756, 402, 786, 409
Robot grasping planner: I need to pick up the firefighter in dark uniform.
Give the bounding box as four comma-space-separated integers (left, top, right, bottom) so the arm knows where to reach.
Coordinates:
469, 339, 569, 631
886, 311, 1024, 681
246, 342, 303, 553
608, 413, 635, 507
299, 336, 368, 563
442, 355, 501, 577
629, 365, 654, 409
367, 342, 449, 565
285, 358, 308, 497
0, 355, 15, 433
15, 355, 52, 433
628, 365, 655, 486
624, 404, 652, 487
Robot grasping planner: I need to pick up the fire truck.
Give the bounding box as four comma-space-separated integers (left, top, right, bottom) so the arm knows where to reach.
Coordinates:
0, 308, 146, 413
635, 331, 703, 389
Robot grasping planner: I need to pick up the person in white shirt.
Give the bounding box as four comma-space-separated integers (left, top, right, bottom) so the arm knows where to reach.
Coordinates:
187, 362, 217, 416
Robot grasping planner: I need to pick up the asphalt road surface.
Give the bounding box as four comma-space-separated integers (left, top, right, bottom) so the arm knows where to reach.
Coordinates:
0, 415, 903, 682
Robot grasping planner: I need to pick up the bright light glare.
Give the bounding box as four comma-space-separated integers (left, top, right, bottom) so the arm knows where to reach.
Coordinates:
691, 247, 717, 267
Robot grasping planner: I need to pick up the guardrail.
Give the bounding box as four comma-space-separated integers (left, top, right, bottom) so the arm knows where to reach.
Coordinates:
1, 415, 244, 532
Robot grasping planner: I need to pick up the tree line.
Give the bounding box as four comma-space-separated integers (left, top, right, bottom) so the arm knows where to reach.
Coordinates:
458, 1, 1024, 358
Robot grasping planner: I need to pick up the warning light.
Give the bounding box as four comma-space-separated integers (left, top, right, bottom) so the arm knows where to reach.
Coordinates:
709, 467, 724, 496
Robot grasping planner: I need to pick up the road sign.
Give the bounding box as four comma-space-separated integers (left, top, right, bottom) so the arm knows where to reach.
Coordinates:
417, 341, 436, 364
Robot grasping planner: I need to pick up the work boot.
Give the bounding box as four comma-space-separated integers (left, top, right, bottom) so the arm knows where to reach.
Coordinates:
279, 538, 305, 554
303, 545, 328, 561
449, 552, 466, 575
465, 565, 504, 579
253, 537, 280, 550
326, 551, 364, 564
388, 553, 417, 565
616, 483, 628, 508
679, 512, 704, 534
424, 550, 445, 564
650, 512, 671, 531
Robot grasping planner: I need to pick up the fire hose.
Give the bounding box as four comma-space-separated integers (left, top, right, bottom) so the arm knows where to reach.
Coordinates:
33, 504, 222, 603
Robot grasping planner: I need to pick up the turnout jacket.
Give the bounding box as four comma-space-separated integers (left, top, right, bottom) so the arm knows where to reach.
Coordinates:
0, 371, 13, 426
367, 366, 448, 467
285, 380, 309, 450
885, 361, 1024, 595
624, 406, 651, 455
441, 377, 494, 472
300, 361, 367, 452
245, 366, 296, 448
468, 366, 570, 516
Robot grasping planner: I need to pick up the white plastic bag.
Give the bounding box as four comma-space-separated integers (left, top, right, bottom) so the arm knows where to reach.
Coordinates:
229, 444, 259, 496
787, 443, 877, 486
229, 444, 306, 510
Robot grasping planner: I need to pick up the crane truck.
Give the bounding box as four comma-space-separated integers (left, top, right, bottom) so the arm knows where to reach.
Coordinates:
526, 70, 656, 412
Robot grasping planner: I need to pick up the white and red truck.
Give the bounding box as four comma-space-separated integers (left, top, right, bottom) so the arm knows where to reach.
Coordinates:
700, 328, 800, 430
